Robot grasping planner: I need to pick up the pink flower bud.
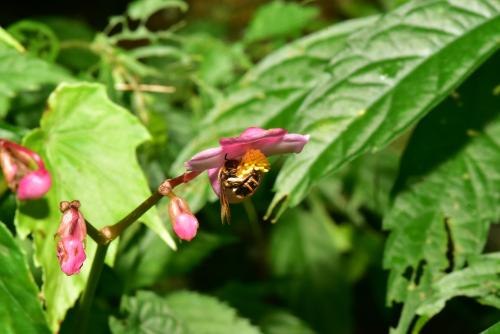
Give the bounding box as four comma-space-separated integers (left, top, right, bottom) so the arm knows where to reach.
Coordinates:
0, 139, 51, 200
168, 196, 199, 241
55, 201, 87, 276
17, 169, 52, 200
57, 236, 86, 276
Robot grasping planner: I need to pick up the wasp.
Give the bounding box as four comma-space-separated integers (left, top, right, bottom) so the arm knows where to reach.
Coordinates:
219, 149, 270, 223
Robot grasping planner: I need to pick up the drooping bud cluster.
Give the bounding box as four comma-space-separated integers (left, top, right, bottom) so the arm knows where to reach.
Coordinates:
168, 195, 199, 241
0, 139, 51, 200
55, 200, 87, 276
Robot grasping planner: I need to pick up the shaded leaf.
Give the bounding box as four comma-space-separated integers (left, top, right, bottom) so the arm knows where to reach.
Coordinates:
270, 207, 351, 334
383, 54, 500, 333
0, 222, 50, 334
110, 290, 261, 334
15, 83, 175, 331
0, 26, 25, 51
166, 291, 262, 334
482, 321, 500, 334
109, 291, 182, 334
269, 0, 500, 219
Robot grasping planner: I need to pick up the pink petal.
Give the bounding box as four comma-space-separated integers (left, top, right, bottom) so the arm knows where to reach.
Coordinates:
185, 146, 225, 172
57, 236, 86, 276
259, 133, 310, 157
219, 128, 287, 159
17, 169, 52, 200
207, 167, 221, 197
173, 213, 199, 241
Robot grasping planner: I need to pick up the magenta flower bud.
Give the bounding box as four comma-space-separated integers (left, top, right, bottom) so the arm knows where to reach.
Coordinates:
17, 169, 52, 200
57, 236, 86, 276
55, 201, 87, 276
0, 139, 52, 200
169, 196, 199, 241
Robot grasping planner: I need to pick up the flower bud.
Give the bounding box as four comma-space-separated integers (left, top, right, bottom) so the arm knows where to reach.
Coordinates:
17, 169, 52, 200
0, 139, 51, 200
168, 196, 199, 241
55, 200, 87, 276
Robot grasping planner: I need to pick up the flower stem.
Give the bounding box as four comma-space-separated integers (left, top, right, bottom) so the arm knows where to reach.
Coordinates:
76, 243, 108, 334
77, 171, 201, 332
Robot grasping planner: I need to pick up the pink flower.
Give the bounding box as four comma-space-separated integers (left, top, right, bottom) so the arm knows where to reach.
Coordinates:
185, 127, 309, 196
168, 195, 199, 241
55, 201, 87, 276
0, 139, 51, 200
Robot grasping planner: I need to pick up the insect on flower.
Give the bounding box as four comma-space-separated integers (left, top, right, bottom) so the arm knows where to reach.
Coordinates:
185, 127, 309, 223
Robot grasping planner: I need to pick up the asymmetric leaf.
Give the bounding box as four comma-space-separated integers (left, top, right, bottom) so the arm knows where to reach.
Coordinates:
15, 83, 175, 331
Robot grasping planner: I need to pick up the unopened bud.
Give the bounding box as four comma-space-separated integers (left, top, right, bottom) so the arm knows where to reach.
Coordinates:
0, 139, 51, 200
55, 200, 87, 275
168, 196, 199, 241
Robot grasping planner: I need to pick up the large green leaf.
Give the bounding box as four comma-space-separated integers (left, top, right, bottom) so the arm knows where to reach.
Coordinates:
482, 321, 500, 334
0, 222, 50, 334
15, 83, 175, 331
383, 55, 500, 333
110, 290, 261, 334
270, 206, 351, 334
269, 0, 500, 219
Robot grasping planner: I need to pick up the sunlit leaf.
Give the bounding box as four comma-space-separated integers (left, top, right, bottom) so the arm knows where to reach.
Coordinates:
269, 0, 500, 220
15, 83, 176, 331
0, 222, 50, 334
127, 0, 187, 21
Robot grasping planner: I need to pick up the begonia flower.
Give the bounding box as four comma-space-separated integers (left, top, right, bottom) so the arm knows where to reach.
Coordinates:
168, 195, 199, 241
55, 200, 87, 276
0, 139, 51, 200
185, 127, 309, 197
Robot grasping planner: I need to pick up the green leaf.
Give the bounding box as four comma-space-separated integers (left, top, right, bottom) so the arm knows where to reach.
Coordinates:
270, 207, 351, 334
383, 54, 500, 333
269, 0, 500, 220
0, 222, 50, 334
244, 1, 320, 43
8, 20, 60, 61
127, 0, 187, 21
259, 310, 315, 334
0, 26, 25, 51
110, 290, 262, 334
0, 47, 71, 117
15, 83, 175, 331
482, 321, 500, 334
165, 291, 262, 334
417, 253, 500, 317
109, 291, 182, 334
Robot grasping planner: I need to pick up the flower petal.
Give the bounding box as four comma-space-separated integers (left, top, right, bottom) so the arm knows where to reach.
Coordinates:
207, 167, 221, 197
173, 213, 199, 241
220, 127, 287, 159
185, 146, 225, 171
57, 236, 86, 276
260, 133, 310, 157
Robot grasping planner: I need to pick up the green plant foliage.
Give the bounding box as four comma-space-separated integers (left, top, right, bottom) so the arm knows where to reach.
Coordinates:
270, 207, 351, 334
259, 310, 315, 334
127, 0, 187, 21
482, 321, 500, 334
384, 55, 500, 333
15, 83, 175, 331
172, 15, 378, 204
8, 20, 60, 61
269, 0, 500, 220
244, 1, 320, 43
0, 222, 50, 334
110, 290, 261, 334
0, 26, 25, 51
